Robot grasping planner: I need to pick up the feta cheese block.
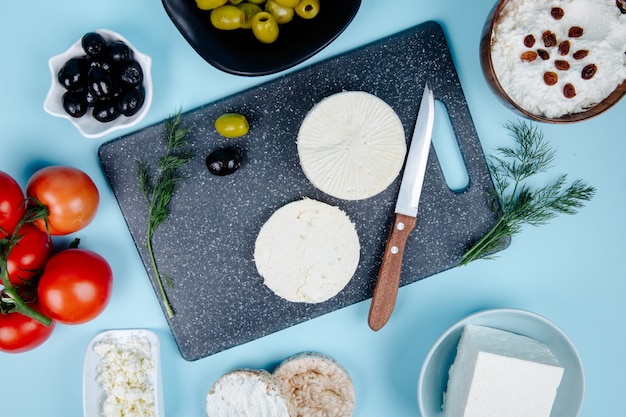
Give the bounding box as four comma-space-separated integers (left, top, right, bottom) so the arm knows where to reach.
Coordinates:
297, 91, 406, 200
274, 352, 356, 417
206, 369, 293, 417
443, 325, 564, 417
254, 198, 360, 303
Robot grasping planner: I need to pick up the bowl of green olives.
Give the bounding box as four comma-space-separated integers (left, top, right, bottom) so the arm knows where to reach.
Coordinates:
44, 29, 153, 138
161, 0, 361, 76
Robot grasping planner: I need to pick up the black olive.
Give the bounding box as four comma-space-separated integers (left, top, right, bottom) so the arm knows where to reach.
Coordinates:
57, 57, 88, 91
93, 100, 120, 122
107, 40, 133, 63
81, 32, 106, 56
206, 147, 242, 176
62, 91, 88, 118
87, 66, 113, 99
88, 57, 112, 72
119, 87, 145, 117
117, 61, 143, 88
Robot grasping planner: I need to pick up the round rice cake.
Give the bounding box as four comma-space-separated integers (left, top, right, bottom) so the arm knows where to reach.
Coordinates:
297, 91, 406, 201
254, 198, 360, 303
205, 369, 293, 417
274, 352, 355, 417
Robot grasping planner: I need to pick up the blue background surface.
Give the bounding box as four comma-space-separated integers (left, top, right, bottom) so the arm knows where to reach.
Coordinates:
1, 1, 624, 416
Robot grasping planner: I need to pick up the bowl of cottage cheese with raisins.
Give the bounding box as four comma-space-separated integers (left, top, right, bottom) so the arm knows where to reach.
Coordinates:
481, 0, 626, 122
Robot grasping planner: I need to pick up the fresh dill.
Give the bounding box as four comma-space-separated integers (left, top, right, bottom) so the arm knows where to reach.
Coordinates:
459, 120, 596, 266
136, 109, 194, 318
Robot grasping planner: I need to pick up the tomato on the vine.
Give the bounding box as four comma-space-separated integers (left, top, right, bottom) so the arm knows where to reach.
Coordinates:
37, 248, 112, 324
0, 303, 55, 353
0, 170, 25, 237
26, 166, 99, 236
6, 223, 53, 285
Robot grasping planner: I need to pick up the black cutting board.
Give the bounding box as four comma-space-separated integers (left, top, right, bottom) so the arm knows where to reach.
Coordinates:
99, 21, 505, 361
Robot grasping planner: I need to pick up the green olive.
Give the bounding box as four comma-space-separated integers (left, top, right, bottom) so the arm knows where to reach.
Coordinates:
237, 2, 263, 29
294, 0, 319, 19
215, 113, 250, 138
210, 5, 245, 30
265, 0, 294, 25
251, 12, 279, 44
274, 0, 300, 7
227, 0, 243, 4
195, 0, 228, 10
246, 0, 265, 4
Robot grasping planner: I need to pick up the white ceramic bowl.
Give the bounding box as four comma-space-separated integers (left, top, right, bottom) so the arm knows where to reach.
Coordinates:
44, 29, 153, 138
417, 308, 584, 417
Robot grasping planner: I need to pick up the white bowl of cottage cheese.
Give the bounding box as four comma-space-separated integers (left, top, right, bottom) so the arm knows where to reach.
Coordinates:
481, 0, 626, 122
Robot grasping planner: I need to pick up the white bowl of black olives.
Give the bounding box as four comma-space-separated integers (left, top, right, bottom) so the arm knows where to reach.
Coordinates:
44, 29, 153, 138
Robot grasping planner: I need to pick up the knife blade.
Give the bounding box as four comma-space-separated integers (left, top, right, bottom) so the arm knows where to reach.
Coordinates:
368, 83, 435, 331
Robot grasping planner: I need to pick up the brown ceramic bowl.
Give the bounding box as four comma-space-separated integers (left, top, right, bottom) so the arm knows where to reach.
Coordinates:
480, 0, 626, 123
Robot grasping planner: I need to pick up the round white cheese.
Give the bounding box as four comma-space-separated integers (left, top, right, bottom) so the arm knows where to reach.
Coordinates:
205, 369, 293, 417
297, 91, 406, 200
274, 352, 356, 417
254, 198, 360, 303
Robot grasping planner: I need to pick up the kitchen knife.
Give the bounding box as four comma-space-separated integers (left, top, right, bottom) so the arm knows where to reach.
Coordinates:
368, 83, 435, 331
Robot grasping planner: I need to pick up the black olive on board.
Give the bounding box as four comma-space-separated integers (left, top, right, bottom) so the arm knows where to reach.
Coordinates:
81, 32, 106, 56
206, 147, 243, 176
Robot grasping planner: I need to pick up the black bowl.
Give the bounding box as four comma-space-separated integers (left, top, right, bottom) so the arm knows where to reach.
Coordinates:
162, 0, 361, 76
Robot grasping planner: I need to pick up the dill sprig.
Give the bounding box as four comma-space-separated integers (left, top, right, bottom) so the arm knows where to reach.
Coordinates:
136, 109, 193, 318
459, 120, 596, 266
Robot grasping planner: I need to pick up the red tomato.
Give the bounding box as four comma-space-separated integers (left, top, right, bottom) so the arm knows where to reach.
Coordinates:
0, 303, 55, 353
0, 170, 26, 237
26, 166, 99, 236
6, 223, 54, 285
37, 248, 112, 324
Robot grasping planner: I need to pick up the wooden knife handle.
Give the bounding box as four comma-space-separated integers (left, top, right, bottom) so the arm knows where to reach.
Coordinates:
368, 213, 417, 331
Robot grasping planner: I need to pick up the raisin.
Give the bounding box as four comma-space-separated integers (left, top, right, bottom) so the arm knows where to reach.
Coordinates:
581, 64, 598, 80
555, 60, 570, 70
537, 49, 550, 60
558, 40, 571, 56
542, 31, 557, 47
568, 26, 584, 38
521, 51, 538, 62
544, 72, 558, 86
551, 7, 565, 19
523, 34, 536, 48
573, 50, 590, 60
563, 83, 576, 98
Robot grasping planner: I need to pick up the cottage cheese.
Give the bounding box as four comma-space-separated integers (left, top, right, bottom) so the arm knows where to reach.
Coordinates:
94, 335, 157, 417
490, 0, 626, 118
254, 198, 360, 303
443, 325, 564, 417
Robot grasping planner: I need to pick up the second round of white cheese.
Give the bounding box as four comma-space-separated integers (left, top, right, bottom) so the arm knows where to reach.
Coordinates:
297, 91, 407, 200
254, 198, 360, 303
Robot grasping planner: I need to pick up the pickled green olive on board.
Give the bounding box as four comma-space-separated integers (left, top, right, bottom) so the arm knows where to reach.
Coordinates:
295, 0, 319, 19
215, 113, 250, 138
265, 0, 294, 25
252, 12, 279, 44
206, 147, 243, 176
238, 2, 263, 29
210, 5, 245, 30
